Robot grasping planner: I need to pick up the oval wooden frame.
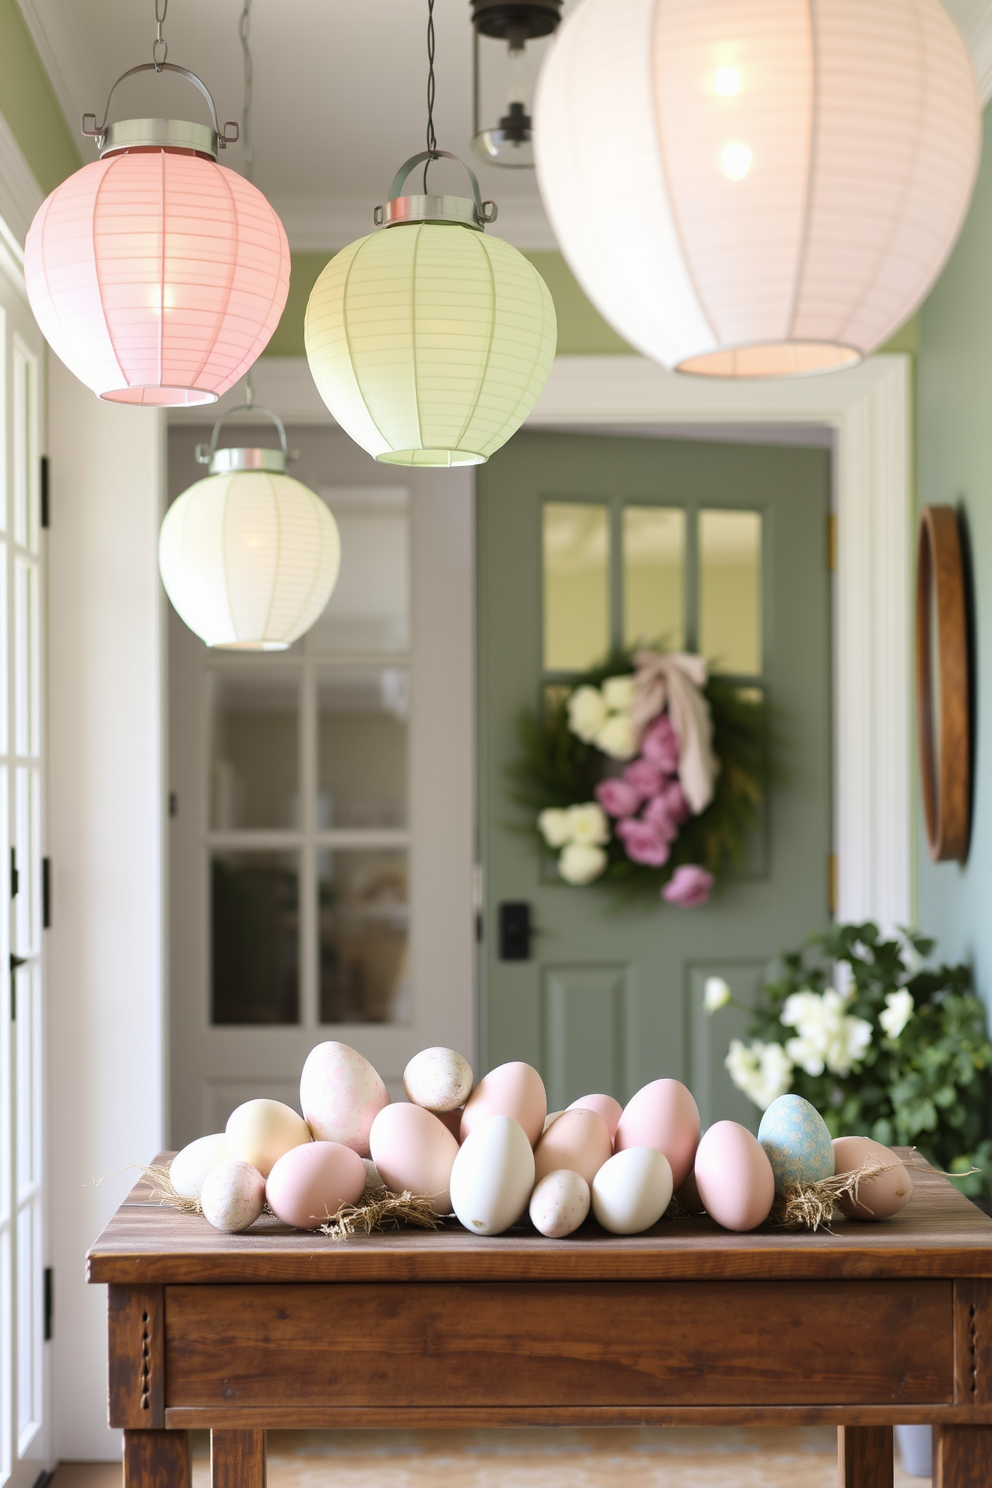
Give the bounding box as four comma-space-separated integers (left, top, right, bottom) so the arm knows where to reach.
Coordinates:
916, 505, 971, 863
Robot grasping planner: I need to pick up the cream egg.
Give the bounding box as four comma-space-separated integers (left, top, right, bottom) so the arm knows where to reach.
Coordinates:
694, 1121, 775, 1232
460, 1061, 547, 1147
614, 1079, 701, 1187
833, 1136, 913, 1221
450, 1115, 536, 1236
266, 1141, 366, 1230
543, 1111, 565, 1133
592, 1147, 673, 1234
534, 1108, 611, 1186
170, 1133, 231, 1201
300, 1041, 389, 1156
529, 1169, 591, 1238
403, 1047, 474, 1113
200, 1159, 266, 1233
369, 1103, 460, 1214
225, 1099, 312, 1179
568, 1093, 623, 1141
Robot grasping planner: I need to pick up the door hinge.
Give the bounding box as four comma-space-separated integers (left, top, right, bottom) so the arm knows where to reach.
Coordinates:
826, 512, 837, 572
828, 852, 838, 917
43, 1267, 53, 1341
42, 857, 51, 928
40, 455, 50, 529
10, 847, 18, 899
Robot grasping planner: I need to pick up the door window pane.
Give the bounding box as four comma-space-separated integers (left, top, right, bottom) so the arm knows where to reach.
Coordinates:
317, 668, 409, 829
623, 506, 686, 650
699, 509, 763, 675
319, 849, 409, 1024
543, 502, 609, 671
208, 669, 300, 829
307, 487, 410, 654
211, 851, 299, 1025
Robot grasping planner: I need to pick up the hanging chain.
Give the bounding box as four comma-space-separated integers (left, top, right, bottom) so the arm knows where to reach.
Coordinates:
424, 0, 437, 192
239, 0, 254, 183
153, 0, 168, 69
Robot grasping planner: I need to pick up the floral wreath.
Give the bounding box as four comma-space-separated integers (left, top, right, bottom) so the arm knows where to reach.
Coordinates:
511, 649, 770, 908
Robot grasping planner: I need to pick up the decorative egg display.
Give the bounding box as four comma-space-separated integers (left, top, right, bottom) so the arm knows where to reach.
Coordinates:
529, 1169, 591, 1238
832, 1136, 913, 1221
200, 1160, 266, 1233
460, 1062, 547, 1147
300, 1041, 390, 1155
403, 1047, 474, 1113
567, 1093, 623, 1141
614, 1079, 701, 1187
533, 1107, 612, 1186
757, 1094, 835, 1192
450, 1115, 536, 1235
369, 1103, 459, 1214
591, 1147, 673, 1234
694, 1121, 776, 1232
266, 1141, 366, 1230
170, 1133, 231, 1201
225, 1099, 312, 1179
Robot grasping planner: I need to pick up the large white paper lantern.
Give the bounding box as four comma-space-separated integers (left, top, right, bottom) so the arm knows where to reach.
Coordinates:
305, 151, 557, 465
534, 0, 981, 377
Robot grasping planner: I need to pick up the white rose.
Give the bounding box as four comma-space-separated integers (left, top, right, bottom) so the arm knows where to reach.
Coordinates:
782, 986, 872, 1076
567, 686, 608, 743
558, 843, 608, 885
879, 989, 914, 1040
538, 808, 573, 848
567, 802, 610, 846
602, 674, 636, 712
725, 1038, 794, 1111
704, 976, 731, 1013
595, 713, 639, 760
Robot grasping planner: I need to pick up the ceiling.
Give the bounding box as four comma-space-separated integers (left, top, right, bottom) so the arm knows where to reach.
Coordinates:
14, 0, 992, 253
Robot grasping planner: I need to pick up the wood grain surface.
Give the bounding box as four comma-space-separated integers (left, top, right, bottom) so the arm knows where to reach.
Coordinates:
123, 1429, 190, 1488
210, 1432, 265, 1488
917, 505, 971, 862
838, 1425, 893, 1487
87, 1154, 992, 1285
109, 1286, 165, 1428
933, 1424, 992, 1487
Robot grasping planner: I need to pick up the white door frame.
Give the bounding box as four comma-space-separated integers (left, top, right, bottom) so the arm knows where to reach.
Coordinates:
187, 352, 914, 935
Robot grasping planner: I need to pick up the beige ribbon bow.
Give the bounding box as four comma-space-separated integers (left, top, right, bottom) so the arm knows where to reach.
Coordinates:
631, 650, 719, 815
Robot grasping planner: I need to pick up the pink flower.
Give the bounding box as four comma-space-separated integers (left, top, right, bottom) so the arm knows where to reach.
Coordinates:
641, 714, 679, 773
642, 795, 680, 843
595, 777, 641, 818
617, 818, 671, 867
662, 865, 714, 908
660, 779, 689, 824
623, 757, 664, 800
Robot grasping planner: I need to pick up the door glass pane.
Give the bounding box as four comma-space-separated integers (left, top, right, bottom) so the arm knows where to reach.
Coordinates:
208, 669, 300, 830
307, 487, 410, 654
211, 851, 299, 1025
317, 667, 409, 829
319, 849, 409, 1024
699, 509, 763, 675
623, 506, 686, 650
543, 502, 609, 671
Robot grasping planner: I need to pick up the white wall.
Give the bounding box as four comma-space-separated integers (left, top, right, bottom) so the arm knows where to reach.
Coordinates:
46, 359, 165, 1460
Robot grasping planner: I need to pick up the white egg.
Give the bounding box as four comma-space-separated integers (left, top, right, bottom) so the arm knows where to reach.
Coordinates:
449, 1115, 536, 1236
300, 1041, 389, 1155
403, 1047, 474, 1112
529, 1169, 590, 1238
170, 1133, 231, 1201
200, 1160, 266, 1233
592, 1147, 673, 1235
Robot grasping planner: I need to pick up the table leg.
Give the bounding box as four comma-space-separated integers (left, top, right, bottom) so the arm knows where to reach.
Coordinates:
932, 1425, 992, 1487
837, 1426, 893, 1487
123, 1431, 191, 1488
211, 1430, 266, 1488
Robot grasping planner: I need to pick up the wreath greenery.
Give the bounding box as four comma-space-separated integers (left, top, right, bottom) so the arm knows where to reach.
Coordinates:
508, 649, 772, 904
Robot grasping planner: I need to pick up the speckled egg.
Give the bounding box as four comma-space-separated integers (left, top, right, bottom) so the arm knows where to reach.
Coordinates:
614, 1079, 700, 1188
200, 1159, 266, 1232
170, 1133, 231, 1201
265, 1141, 366, 1230
833, 1136, 913, 1221
403, 1047, 474, 1112
225, 1099, 312, 1179
529, 1169, 591, 1238
460, 1062, 547, 1147
533, 1108, 611, 1185
568, 1093, 623, 1141
300, 1041, 389, 1156
758, 1094, 835, 1192
369, 1103, 459, 1214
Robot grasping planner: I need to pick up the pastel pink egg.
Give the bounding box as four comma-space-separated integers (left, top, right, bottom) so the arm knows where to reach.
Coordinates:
460, 1061, 547, 1147
265, 1141, 366, 1231
435, 1107, 464, 1141
300, 1041, 389, 1156
832, 1136, 913, 1221
614, 1079, 701, 1188
694, 1121, 775, 1232
369, 1103, 460, 1214
567, 1093, 623, 1141
534, 1107, 612, 1185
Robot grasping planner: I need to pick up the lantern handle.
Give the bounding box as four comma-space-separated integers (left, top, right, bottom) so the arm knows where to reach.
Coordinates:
82, 63, 240, 150
195, 403, 290, 466
386, 151, 497, 223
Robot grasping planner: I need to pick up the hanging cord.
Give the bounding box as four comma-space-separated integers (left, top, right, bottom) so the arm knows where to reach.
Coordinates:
239, 0, 254, 183
153, 0, 168, 69
423, 0, 437, 192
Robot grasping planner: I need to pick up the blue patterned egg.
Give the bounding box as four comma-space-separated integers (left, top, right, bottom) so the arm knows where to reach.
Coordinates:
757, 1095, 834, 1191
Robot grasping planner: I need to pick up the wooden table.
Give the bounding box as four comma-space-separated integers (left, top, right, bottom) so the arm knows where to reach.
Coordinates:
88, 1155, 992, 1488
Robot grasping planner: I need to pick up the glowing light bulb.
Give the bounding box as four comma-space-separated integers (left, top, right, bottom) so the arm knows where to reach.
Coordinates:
714, 65, 740, 97
721, 142, 752, 179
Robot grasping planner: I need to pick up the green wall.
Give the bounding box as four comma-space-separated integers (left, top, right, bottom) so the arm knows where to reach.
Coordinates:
917, 103, 992, 997
0, 0, 79, 194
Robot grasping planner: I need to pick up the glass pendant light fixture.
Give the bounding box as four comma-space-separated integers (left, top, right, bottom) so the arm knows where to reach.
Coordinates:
471, 0, 562, 168
534, 0, 981, 378
305, 0, 557, 467
24, 0, 289, 406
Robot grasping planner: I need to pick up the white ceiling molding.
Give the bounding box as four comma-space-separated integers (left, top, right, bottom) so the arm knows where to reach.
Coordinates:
15, 0, 95, 148
0, 110, 43, 248
271, 194, 559, 253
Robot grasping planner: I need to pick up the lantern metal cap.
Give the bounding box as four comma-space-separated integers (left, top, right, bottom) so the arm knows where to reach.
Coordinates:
374, 151, 497, 230
83, 62, 239, 161
195, 402, 292, 477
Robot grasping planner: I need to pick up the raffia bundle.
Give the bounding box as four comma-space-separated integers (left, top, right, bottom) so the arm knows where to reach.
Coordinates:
320, 1185, 442, 1241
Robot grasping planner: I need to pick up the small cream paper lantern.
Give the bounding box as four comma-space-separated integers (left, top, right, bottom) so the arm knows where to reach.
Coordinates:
159, 409, 341, 650
305, 152, 557, 466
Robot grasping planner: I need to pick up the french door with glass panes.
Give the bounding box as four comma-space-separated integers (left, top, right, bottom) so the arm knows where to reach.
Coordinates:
0, 264, 47, 1488
168, 478, 474, 1145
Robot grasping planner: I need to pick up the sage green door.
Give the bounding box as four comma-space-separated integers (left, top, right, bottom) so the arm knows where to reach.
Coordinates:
477, 431, 831, 1127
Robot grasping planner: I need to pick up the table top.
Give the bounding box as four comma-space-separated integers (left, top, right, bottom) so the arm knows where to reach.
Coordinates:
87, 1150, 992, 1285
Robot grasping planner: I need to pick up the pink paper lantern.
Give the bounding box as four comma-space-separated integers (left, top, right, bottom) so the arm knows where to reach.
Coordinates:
25, 148, 289, 407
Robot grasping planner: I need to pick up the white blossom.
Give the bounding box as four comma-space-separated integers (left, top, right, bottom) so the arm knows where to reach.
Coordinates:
538, 808, 573, 848
781, 987, 873, 1077
567, 802, 610, 846
567, 685, 608, 743
595, 713, 639, 760
879, 988, 915, 1040
601, 674, 636, 712
704, 976, 731, 1013
725, 1039, 794, 1110
558, 842, 608, 885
